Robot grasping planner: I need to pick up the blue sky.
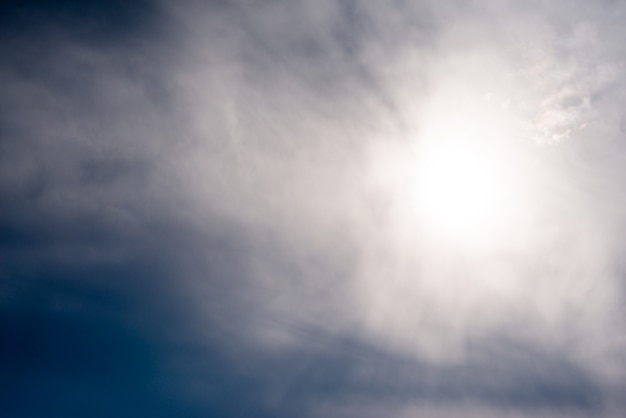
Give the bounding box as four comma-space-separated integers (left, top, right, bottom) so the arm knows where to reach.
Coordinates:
1, 0, 626, 417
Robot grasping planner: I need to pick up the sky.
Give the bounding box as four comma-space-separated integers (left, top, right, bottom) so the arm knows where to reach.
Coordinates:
1, 0, 626, 417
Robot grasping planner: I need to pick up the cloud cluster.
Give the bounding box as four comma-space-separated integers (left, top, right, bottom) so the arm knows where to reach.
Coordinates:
2, 0, 626, 416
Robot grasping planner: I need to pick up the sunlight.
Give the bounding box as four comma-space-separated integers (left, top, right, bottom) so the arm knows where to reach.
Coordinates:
408, 97, 529, 249
415, 141, 508, 240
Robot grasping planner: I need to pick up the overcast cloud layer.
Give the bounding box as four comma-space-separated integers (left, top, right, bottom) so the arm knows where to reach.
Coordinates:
2, 0, 626, 416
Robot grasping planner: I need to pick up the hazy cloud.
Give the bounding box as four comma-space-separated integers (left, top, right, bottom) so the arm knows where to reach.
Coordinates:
2, 0, 626, 416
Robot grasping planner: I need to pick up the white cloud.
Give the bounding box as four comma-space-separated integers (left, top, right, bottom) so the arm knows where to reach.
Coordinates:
3, 0, 626, 414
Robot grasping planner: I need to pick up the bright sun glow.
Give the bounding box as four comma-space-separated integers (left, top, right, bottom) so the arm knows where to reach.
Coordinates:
408, 97, 529, 249
414, 140, 517, 245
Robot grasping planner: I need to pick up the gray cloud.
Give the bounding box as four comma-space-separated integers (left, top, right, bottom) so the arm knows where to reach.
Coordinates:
2, 0, 626, 416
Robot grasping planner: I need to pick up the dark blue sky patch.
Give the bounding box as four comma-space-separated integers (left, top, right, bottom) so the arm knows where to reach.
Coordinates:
0, 298, 164, 416
0, 0, 164, 46
0, 235, 215, 417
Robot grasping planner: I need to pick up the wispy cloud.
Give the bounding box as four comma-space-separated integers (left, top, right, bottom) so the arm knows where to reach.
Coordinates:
1, 0, 626, 416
